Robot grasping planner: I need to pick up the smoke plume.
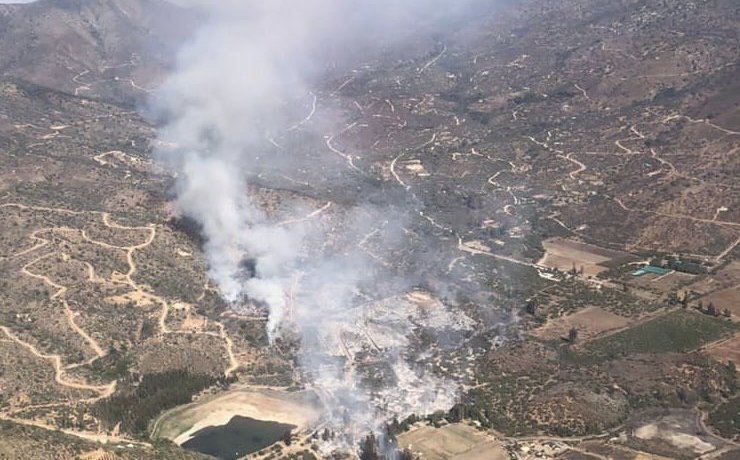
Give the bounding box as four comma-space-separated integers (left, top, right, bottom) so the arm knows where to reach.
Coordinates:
153, 0, 488, 453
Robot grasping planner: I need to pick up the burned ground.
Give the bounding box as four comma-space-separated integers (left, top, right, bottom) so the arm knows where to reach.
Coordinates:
0, 0, 738, 458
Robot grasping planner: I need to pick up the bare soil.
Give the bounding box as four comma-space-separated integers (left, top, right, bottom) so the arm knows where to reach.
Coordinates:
705, 332, 740, 366
397, 424, 507, 460
699, 286, 740, 321
530, 306, 631, 341
538, 238, 630, 277
151, 387, 321, 446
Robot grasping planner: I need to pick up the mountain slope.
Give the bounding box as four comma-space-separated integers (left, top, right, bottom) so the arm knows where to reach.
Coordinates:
0, 0, 196, 106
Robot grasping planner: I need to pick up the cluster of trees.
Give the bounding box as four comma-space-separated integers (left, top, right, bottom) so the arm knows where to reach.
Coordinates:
309, 427, 337, 442
696, 300, 732, 318
386, 414, 424, 436
668, 292, 732, 318
389, 405, 491, 437
708, 396, 740, 439
648, 256, 707, 275
358, 433, 415, 460
666, 259, 706, 275
89, 347, 130, 380
93, 370, 229, 436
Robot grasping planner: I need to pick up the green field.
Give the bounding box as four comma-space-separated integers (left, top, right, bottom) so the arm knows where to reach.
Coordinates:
586, 310, 736, 358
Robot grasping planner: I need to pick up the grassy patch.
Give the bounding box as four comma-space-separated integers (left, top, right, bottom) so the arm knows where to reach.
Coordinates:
590, 310, 736, 356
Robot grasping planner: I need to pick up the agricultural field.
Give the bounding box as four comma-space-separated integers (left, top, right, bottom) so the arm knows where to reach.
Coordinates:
524, 277, 662, 324
467, 306, 739, 440
687, 261, 740, 297
529, 306, 630, 342
628, 271, 697, 296
537, 238, 633, 277
581, 310, 737, 359
705, 333, 740, 367
699, 286, 740, 321
397, 424, 507, 460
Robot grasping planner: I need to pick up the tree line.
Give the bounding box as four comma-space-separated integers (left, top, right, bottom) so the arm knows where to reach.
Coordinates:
93, 370, 231, 436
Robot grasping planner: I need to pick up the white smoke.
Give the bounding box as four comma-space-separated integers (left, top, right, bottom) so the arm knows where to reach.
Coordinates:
152, 0, 486, 452
153, 1, 313, 340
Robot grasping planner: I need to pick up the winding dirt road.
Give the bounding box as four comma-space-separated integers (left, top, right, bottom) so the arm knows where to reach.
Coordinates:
557, 153, 586, 180
612, 196, 740, 228
1, 202, 243, 425
21, 253, 106, 359
1, 326, 114, 396
326, 122, 363, 173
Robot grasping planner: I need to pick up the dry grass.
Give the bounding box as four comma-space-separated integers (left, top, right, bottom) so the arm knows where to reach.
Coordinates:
530, 306, 631, 341
630, 271, 696, 294
699, 286, 740, 321
688, 261, 740, 296
705, 332, 740, 367
538, 238, 629, 277
397, 424, 507, 460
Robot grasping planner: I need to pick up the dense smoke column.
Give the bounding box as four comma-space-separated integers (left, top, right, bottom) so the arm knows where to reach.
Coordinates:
152, 0, 486, 453
152, 2, 314, 340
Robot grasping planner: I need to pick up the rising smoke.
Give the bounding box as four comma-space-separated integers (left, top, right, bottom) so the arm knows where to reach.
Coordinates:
153, 0, 488, 453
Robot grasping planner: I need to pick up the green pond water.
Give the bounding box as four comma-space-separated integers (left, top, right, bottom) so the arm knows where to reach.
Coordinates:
182, 415, 296, 460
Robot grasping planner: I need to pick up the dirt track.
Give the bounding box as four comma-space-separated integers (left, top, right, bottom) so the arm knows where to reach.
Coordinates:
0, 202, 243, 441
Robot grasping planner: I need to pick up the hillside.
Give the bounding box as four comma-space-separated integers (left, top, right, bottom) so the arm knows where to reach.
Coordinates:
0, 0, 195, 106
0, 0, 739, 459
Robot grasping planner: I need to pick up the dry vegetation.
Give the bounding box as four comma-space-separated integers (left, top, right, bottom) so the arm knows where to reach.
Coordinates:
0, 0, 738, 457
0, 81, 273, 450
529, 306, 631, 342
397, 424, 507, 460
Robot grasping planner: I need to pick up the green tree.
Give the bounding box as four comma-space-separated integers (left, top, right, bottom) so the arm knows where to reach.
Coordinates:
399, 449, 415, 460
359, 433, 379, 460
568, 327, 578, 343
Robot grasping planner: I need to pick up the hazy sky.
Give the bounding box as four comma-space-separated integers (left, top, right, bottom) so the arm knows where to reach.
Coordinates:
0, 0, 191, 3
